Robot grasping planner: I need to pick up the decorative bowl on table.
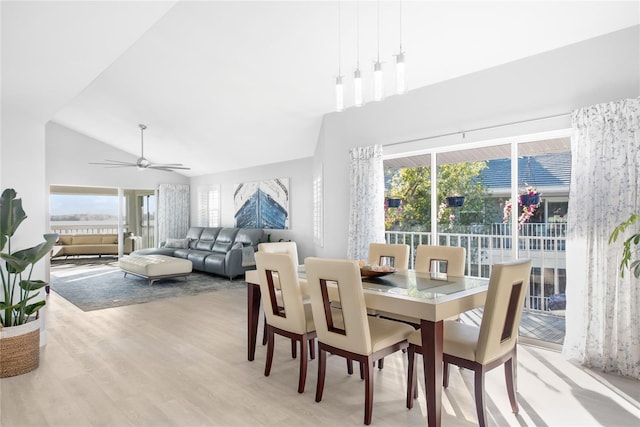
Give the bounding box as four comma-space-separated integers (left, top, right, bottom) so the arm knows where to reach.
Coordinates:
359, 264, 396, 277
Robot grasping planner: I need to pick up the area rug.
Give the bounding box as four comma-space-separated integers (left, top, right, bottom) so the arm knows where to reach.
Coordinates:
49, 257, 246, 312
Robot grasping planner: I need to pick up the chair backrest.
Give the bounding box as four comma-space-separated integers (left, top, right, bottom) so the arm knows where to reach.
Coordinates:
258, 242, 299, 267
255, 252, 308, 334
475, 259, 532, 364
305, 257, 372, 355
367, 243, 410, 272
414, 245, 466, 276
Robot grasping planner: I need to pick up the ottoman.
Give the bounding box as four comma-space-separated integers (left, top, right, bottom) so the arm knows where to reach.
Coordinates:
119, 255, 192, 285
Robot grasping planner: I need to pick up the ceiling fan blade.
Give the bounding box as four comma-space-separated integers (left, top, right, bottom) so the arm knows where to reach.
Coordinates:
90, 125, 190, 171
148, 164, 191, 170
89, 160, 137, 166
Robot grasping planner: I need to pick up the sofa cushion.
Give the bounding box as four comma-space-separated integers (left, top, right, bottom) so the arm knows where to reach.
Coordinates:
165, 238, 190, 249
186, 227, 205, 249
58, 235, 73, 245
234, 229, 264, 250
72, 235, 102, 245
204, 253, 226, 274
212, 228, 239, 253
101, 235, 118, 244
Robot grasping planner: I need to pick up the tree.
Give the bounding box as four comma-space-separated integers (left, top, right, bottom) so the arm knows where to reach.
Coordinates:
385, 162, 492, 232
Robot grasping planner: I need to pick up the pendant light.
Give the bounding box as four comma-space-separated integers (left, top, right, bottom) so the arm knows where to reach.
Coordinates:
354, 0, 363, 107
373, 0, 383, 101
395, 0, 406, 94
335, 1, 344, 111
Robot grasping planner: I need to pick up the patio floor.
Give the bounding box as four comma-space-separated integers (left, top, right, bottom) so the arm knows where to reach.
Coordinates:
462, 308, 566, 345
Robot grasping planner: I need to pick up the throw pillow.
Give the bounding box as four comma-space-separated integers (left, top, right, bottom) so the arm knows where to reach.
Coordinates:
164, 238, 190, 249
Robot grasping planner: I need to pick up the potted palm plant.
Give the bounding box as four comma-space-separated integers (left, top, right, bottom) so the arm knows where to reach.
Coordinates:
609, 213, 640, 279
0, 188, 58, 377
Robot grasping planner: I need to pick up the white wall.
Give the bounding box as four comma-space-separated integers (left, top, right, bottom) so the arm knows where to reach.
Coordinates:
46, 122, 189, 189
315, 25, 640, 258
189, 157, 314, 261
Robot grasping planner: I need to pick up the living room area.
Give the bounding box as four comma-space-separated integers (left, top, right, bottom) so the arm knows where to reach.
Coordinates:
2, 1, 639, 426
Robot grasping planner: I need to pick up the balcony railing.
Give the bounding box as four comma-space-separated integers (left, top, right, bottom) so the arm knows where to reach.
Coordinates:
385, 222, 567, 314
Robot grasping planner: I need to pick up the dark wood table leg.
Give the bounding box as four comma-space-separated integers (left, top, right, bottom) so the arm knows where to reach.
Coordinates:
421, 319, 443, 427
247, 282, 261, 361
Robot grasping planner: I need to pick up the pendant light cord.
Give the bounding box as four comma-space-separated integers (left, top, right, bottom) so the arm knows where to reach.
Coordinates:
376, 0, 380, 62
356, 0, 360, 69
337, 1, 341, 76
399, 0, 403, 52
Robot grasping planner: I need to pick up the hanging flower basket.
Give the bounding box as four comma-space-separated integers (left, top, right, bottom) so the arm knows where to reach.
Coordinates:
386, 198, 402, 208
520, 193, 540, 206
445, 196, 465, 208
503, 187, 541, 224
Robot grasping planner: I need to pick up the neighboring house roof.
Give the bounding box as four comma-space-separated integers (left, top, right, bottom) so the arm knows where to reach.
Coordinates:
480, 153, 571, 190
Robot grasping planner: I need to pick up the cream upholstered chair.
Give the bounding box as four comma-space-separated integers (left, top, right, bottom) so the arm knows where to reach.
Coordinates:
406, 259, 532, 427
379, 245, 467, 327
258, 242, 300, 267
305, 257, 414, 425
255, 252, 315, 393
258, 242, 301, 346
367, 243, 409, 271
414, 244, 466, 276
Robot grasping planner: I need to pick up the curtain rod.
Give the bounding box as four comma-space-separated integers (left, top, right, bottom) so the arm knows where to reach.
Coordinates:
383, 112, 573, 147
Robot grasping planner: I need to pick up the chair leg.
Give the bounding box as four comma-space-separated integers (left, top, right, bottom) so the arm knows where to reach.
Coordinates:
364, 356, 374, 425
443, 361, 450, 388
406, 345, 416, 409
316, 348, 327, 402
505, 356, 518, 413
264, 326, 275, 377
309, 338, 316, 360
378, 358, 384, 369
291, 339, 297, 359
347, 359, 354, 375
262, 314, 268, 345
474, 368, 487, 427
359, 361, 365, 380
298, 336, 308, 393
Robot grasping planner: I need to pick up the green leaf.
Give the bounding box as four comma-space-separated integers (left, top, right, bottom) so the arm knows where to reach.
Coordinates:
12, 233, 59, 265
24, 300, 46, 316
0, 188, 27, 251
0, 253, 30, 274
19, 279, 48, 292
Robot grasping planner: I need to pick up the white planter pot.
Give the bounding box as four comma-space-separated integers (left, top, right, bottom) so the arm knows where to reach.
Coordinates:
0, 318, 41, 378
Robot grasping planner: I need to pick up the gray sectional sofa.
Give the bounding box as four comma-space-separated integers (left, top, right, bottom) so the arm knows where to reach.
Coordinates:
130, 226, 264, 279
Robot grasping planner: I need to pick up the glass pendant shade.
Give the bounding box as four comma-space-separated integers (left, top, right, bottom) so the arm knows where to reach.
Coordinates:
374, 61, 383, 101
396, 51, 406, 94
335, 76, 344, 112
354, 68, 363, 107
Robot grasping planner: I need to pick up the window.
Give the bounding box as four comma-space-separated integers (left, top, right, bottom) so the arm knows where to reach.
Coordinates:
197, 185, 221, 227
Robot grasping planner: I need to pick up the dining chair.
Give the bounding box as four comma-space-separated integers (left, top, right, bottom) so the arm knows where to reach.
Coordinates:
258, 242, 302, 346
255, 252, 315, 393
305, 257, 414, 425
367, 243, 410, 271
414, 244, 466, 276
378, 245, 466, 327
406, 259, 532, 427
258, 241, 300, 267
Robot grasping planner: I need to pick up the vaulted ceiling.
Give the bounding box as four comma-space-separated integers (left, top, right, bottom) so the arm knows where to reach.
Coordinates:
3, 1, 638, 177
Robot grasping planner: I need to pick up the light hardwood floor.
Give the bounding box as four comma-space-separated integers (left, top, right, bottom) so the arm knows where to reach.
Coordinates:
1, 286, 639, 426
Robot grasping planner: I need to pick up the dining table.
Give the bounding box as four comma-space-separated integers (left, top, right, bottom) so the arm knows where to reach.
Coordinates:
245, 267, 489, 427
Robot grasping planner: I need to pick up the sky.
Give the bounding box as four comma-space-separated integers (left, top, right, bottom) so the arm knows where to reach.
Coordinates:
50, 194, 118, 216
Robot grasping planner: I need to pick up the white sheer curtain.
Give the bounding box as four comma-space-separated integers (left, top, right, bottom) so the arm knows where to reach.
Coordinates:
347, 145, 385, 261
564, 98, 640, 379
157, 184, 190, 245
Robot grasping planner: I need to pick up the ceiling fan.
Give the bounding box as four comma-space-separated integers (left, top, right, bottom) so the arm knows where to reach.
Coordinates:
90, 124, 190, 172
